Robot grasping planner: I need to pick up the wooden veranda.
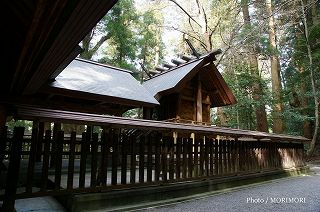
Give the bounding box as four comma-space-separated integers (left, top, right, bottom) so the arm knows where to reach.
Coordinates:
0, 106, 308, 211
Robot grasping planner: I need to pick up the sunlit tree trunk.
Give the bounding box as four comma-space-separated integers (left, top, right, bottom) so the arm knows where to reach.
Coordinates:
266, 0, 284, 133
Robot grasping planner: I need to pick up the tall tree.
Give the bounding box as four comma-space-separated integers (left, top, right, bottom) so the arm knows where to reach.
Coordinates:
241, 0, 268, 132
300, 0, 320, 155
265, 0, 285, 133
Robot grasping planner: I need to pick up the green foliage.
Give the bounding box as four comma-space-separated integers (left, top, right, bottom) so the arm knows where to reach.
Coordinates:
123, 108, 140, 119
218, 64, 270, 130
136, 11, 164, 71
96, 0, 164, 73
98, 0, 138, 70
6, 118, 33, 134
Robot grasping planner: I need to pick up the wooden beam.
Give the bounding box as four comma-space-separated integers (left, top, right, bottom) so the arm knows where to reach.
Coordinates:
14, 105, 311, 143
181, 55, 194, 62
155, 66, 168, 72
171, 59, 185, 66
163, 63, 175, 69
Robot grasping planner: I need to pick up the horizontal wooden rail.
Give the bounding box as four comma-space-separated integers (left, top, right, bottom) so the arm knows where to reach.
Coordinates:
15, 105, 310, 142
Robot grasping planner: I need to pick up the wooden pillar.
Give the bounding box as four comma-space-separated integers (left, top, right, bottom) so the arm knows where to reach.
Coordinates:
130, 134, 136, 184
90, 133, 98, 187
41, 130, 51, 191
0, 105, 7, 172
36, 122, 45, 162
154, 133, 161, 182
67, 132, 76, 190
50, 122, 61, 168
2, 127, 24, 212
86, 125, 93, 140
99, 128, 108, 186
196, 75, 202, 123
26, 121, 39, 193
79, 132, 87, 188
111, 129, 119, 185
0, 105, 7, 127
143, 107, 153, 120
121, 134, 129, 184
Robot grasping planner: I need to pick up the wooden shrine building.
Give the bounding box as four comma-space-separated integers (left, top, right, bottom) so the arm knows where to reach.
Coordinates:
143, 51, 237, 124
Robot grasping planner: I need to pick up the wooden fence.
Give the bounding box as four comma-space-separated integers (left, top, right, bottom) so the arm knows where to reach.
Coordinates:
0, 106, 308, 211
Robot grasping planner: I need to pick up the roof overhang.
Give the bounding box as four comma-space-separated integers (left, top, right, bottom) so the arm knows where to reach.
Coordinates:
2, 0, 118, 96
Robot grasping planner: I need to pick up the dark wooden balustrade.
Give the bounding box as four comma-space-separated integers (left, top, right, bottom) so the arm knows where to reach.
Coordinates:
0, 106, 309, 210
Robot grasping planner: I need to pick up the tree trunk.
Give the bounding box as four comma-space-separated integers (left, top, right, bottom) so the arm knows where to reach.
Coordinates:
300, 0, 320, 155
266, 0, 284, 133
300, 68, 313, 139
217, 107, 228, 126
241, 0, 268, 132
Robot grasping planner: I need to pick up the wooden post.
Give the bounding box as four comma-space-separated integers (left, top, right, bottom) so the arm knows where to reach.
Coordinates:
194, 137, 199, 177
0, 126, 8, 176
219, 140, 223, 174
199, 138, 204, 176
90, 133, 98, 187
147, 135, 153, 183
139, 135, 145, 183
2, 127, 24, 212
205, 138, 209, 176
161, 136, 168, 181
79, 132, 87, 188
232, 139, 236, 172
143, 108, 153, 120
176, 137, 182, 179
155, 133, 161, 182
234, 138, 239, 173
41, 130, 51, 191
209, 139, 214, 176
227, 140, 232, 173
0, 105, 7, 174
67, 132, 76, 190
214, 139, 219, 175
223, 141, 228, 174
169, 137, 174, 180
54, 131, 64, 190
182, 138, 188, 178
99, 130, 108, 186
50, 122, 61, 168
121, 133, 128, 185
130, 135, 136, 184
36, 122, 44, 162
0, 105, 7, 127
26, 121, 39, 193
188, 138, 193, 178
112, 130, 119, 185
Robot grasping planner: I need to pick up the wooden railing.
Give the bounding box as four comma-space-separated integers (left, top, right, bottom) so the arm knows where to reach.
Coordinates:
0, 106, 309, 211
